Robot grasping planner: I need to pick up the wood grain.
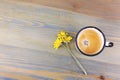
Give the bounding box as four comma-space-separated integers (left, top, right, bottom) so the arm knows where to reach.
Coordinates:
11, 0, 120, 20
0, 0, 119, 80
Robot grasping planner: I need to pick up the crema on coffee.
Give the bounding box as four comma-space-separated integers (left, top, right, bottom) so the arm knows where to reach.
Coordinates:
77, 28, 104, 55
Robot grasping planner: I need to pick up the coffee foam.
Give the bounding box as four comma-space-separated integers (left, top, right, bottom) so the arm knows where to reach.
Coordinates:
77, 28, 104, 55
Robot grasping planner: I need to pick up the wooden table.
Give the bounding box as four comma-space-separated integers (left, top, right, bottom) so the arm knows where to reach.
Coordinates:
0, 0, 119, 80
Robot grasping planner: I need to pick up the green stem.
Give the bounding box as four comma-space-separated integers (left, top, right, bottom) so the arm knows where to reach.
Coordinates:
64, 43, 87, 75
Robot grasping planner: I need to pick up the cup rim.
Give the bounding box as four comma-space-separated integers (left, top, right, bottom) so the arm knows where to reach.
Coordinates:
75, 26, 106, 56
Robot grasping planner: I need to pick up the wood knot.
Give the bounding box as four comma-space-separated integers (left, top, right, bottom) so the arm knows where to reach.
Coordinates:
99, 75, 105, 80
72, 3, 81, 11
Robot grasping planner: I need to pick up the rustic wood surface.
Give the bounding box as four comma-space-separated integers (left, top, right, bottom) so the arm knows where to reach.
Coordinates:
0, 0, 120, 80
12, 0, 120, 20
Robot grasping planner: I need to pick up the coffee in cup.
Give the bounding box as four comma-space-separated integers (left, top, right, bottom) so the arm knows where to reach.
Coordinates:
76, 26, 113, 56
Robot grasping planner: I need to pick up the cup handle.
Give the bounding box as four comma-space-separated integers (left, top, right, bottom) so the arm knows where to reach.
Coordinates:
105, 42, 114, 47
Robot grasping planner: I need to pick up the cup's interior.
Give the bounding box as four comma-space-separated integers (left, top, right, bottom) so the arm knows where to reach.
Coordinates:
76, 27, 105, 56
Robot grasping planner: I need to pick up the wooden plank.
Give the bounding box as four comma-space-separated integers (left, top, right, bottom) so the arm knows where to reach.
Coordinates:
11, 0, 120, 20
0, 45, 113, 80
0, 0, 119, 80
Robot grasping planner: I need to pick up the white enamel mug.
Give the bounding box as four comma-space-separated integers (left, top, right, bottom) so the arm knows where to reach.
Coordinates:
76, 26, 113, 56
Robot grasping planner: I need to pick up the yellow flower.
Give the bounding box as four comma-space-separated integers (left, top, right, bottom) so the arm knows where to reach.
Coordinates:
53, 38, 62, 49
53, 31, 72, 49
66, 36, 72, 42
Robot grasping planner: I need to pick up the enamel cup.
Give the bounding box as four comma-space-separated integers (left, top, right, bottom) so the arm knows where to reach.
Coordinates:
76, 26, 113, 56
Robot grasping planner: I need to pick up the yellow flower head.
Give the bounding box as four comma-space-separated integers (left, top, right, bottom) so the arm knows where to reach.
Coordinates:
53, 38, 62, 49
53, 31, 72, 49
